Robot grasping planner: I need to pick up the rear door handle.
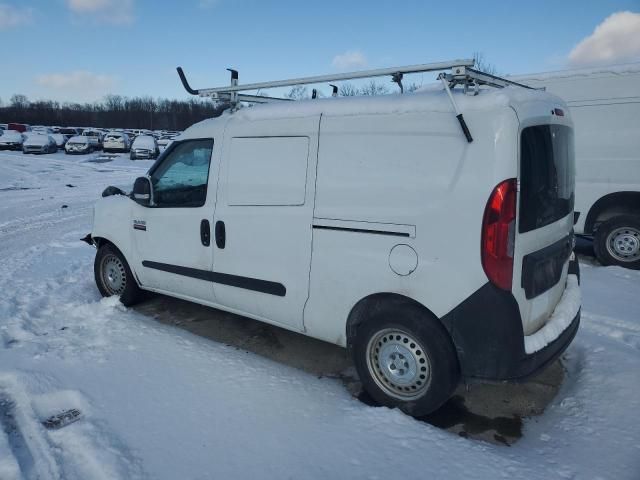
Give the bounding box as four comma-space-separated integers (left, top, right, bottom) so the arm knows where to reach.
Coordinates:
215, 220, 226, 249
200, 219, 210, 246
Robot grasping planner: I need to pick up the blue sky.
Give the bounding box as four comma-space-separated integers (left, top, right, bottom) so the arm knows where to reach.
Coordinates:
1, 0, 639, 103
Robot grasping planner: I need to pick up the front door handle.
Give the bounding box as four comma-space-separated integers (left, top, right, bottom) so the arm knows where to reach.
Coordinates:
200, 219, 210, 246
215, 220, 226, 249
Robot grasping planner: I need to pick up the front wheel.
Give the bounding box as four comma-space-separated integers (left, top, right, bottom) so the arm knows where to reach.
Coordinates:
351, 301, 459, 416
94, 244, 143, 306
594, 215, 640, 269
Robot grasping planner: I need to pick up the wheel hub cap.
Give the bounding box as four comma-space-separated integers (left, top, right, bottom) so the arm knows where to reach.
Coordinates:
607, 227, 640, 262
101, 255, 126, 295
366, 329, 431, 400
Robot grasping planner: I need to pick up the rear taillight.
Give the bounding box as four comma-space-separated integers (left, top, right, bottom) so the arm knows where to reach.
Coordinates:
481, 178, 517, 290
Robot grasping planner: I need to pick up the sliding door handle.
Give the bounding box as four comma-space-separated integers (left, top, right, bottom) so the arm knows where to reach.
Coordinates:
200, 219, 211, 246
215, 220, 226, 249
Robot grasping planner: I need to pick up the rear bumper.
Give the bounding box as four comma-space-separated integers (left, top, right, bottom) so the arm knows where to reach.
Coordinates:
441, 261, 581, 382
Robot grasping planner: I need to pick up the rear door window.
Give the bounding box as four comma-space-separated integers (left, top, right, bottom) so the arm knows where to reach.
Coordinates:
519, 125, 575, 233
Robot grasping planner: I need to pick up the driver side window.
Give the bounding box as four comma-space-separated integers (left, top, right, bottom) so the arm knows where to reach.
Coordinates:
150, 138, 213, 208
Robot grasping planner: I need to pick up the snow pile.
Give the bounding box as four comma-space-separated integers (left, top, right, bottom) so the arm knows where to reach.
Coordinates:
525, 274, 581, 354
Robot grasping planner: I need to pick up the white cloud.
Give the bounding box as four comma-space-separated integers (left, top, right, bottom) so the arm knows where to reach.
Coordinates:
0, 3, 34, 29
332, 50, 368, 70
66, 0, 134, 25
35, 71, 117, 102
569, 11, 640, 67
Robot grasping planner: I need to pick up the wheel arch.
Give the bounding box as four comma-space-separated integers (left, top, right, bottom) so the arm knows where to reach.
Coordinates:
345, 293, 450, 351
584, 191, 640, 234
92, 236, 142, 287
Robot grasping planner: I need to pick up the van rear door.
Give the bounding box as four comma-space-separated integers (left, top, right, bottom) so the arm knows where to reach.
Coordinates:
512, 123, 576, 337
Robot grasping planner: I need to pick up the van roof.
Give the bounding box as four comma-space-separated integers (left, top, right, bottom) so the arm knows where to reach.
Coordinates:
184, 86, 563, 136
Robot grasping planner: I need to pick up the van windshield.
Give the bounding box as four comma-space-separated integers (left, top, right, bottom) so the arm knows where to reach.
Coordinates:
519, 125, 575, 233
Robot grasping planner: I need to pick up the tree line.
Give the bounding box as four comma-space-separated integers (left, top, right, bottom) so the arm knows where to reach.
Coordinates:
0, 94, 222, 131
0, 81, 402, 131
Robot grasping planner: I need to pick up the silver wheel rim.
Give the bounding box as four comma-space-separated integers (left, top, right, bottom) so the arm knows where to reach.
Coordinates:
365, 329, 431, 400
100, 254, 126, 295
606, 226, 640, 262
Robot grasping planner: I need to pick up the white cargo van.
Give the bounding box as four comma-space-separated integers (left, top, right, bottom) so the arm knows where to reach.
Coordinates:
85, 61, 581, 415
515, 64, 640, 269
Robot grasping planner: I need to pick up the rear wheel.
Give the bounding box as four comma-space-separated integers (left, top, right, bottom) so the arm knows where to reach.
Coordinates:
351, 301, 459, 416
94, 244, 143, 306
594, 215, 640, 269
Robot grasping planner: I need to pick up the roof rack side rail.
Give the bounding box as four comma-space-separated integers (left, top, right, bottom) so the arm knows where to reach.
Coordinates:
188, 59, 475, 96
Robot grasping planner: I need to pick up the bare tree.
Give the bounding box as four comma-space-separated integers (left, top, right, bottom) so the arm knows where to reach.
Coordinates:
359, 80, 388, 96
285, 85, 309, 100
473, 52, 498, 75
10, 94, 29, 109
338, 83, 358, 96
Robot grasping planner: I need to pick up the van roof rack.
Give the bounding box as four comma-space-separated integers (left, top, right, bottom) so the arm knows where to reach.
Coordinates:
176, 59, 536, 143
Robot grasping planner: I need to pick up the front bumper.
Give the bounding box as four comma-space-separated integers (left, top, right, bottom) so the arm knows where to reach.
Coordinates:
441, 260, 581, 382
23, 146, 47, 152
132, 149, 154, 158
66, 147, 90, 154
0, 143, 21, 150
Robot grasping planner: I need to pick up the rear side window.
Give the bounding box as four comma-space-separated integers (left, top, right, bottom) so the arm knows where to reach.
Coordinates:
519, 125, 575, 233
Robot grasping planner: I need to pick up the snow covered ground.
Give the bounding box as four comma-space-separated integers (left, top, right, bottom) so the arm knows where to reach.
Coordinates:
0, 150, 638, 479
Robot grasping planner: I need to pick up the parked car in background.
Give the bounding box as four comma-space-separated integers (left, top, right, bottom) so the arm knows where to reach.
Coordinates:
60, 127, 80, 141
7, 123, 30, 133
23, 134, 57, 154
65, 135, 93, 154
82, 129, 104, 150
103, 131, 131, 152
0, 130, 25, 150
130, 134, 159, 159
516, 63, 640, 269
51, 133, 67, 149
157, 135, 174, 151
32, 127, 55, 136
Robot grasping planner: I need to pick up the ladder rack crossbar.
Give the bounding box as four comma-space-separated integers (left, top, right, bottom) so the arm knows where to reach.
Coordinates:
453, 68, 536, 90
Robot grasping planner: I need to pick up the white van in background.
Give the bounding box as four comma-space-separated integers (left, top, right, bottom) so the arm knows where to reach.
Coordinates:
84, 65, 582, 415
515, 64, 640, 269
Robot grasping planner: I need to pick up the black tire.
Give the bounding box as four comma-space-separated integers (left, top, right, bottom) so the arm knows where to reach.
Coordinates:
94, 244, 143, 306
351, 300, 459, 416
594, 215, 640, 269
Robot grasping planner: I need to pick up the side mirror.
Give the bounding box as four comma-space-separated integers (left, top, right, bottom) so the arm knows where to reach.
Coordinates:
132, 176, 153, 206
